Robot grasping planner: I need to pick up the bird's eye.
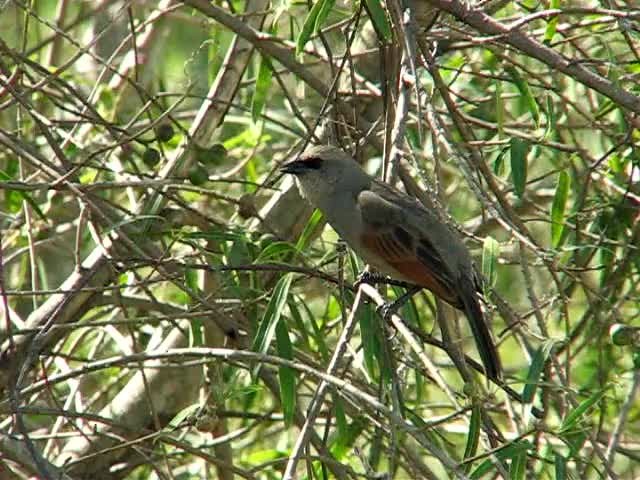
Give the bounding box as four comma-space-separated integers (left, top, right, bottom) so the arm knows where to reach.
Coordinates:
303, 157, 323, 170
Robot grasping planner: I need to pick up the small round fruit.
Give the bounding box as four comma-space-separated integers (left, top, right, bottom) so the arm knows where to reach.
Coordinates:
195, 143, 227, 165
188, 164, 208, 186
142, 148, 161, 167
155, 123, 175, 143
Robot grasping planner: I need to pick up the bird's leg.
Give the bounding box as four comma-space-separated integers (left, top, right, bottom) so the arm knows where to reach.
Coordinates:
378, 285, 422, 320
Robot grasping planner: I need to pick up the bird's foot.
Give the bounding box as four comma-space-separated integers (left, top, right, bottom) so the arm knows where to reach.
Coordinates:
375, 286, 421, 320
354, 271, 385, 289
376, 300, 400, 321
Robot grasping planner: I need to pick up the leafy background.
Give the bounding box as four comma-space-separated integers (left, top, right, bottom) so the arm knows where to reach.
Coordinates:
1, 0, 639, 479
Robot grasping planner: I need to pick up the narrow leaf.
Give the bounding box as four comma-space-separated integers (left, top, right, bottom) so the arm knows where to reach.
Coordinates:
493, 147, 508, 176
554, 452, 567, 480
185, 268, 203, 346
166, 403, 200, 431
314, 0, 335, 32
363, 0, 392, 42
522, 340, 555, 403
358, 302, 378, 378
255, 241, 297, 263
334, 395, 347, 442
506, 66, 540, 126
495, 80, 504, 138
470, 441, 533, 479
463, 405, 481, 473
296, 0, 332, 54
543, 0, 560, 45
275, 318, 296, 425
330, 417, 366, 459
560, 387, 609, 432
251, 55, 273, 123
510, 137, 530, 198
252, 273, 294, 355
0, 169, 48, 221
481, 236, 500, 292
551, 171, 571, 247
543, 94, 556, 140
296, 208, 324, 251
509, 448, 527, 480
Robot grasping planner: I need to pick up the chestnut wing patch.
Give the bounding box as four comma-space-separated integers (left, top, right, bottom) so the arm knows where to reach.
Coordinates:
358, 190, 460, 305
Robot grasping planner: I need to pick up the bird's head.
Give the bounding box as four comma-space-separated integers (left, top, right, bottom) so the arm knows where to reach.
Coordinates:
280, 145, 370, 206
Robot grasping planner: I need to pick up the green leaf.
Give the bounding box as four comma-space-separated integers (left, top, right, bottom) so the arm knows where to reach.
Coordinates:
251, 55, 273, 123
358, 302, 378, 378
254, 241, 297, 263
165, 403, 200, 431
0, 169, 48, 221
509, 448, 527, 480
275, 318, 296, 425
470, 441, 533, 479
334, 395, 347, 442
315, 0, 335, 31
522, 340, 555, 403
495, 80, 504, 138
481, 236, 500, 292
184, 267, 199, 294
463, 405, 481, 473
554, 452, 567, 480
296, 0, 335, 54
296, 208, 324, 251
363, 0, 392, 42
543, 0, 560, 45
510, 137, 530, 198
492, 147, 508, 176
506, 65, 540, 126
560, 387, 609, 432
551, 171, 571, 248
543, 94, 556, 140
252, 273, 294, 357
330, 416, 366, 459
293, 297, 329, 361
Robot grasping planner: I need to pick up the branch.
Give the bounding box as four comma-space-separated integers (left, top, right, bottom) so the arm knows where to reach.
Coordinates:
424, 0, 640, 113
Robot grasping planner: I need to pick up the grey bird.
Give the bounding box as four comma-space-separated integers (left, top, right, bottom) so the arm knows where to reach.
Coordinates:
280, 144, 502, 380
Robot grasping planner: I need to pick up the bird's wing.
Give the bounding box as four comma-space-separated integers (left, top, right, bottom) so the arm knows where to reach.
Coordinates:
358, 185, 502, 380
356, 189, 460, 305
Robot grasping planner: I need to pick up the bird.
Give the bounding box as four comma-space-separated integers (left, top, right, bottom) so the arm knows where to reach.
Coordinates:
280, 144, 502, 380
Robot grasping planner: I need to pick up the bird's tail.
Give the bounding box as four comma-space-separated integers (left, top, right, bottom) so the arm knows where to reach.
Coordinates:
459, 275, 502, 381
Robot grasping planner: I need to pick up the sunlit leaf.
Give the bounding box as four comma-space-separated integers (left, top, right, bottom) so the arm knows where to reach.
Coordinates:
252, 56, 273, 123
543, 0, 560, 45
252, 273, 294, 357
481, 236, 499, 292
296, 208, 324, 251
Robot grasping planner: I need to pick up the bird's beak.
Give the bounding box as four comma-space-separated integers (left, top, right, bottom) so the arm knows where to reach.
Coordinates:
279, 159, 306, 175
